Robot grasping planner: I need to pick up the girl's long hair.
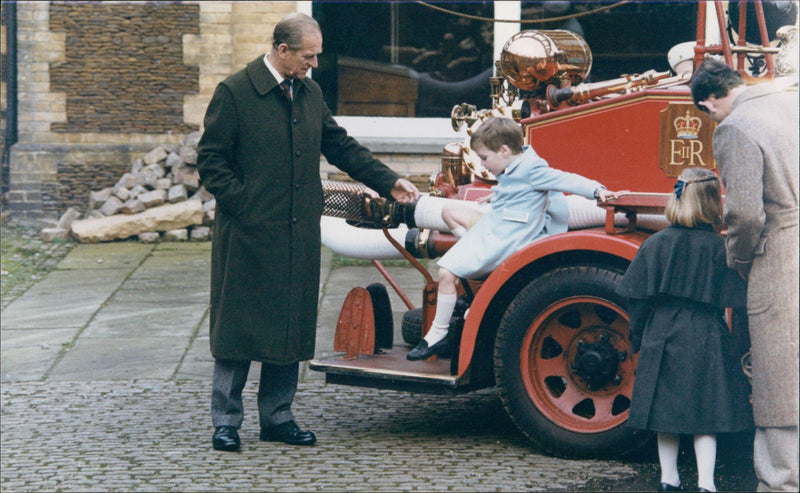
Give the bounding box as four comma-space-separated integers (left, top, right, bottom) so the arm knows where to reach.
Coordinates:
665, 168, 722, 227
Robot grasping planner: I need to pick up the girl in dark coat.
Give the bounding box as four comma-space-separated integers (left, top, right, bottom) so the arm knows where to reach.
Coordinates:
616, 168, 752, 492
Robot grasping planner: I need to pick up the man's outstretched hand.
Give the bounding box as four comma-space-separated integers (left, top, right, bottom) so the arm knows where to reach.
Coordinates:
390, 179, 419, 204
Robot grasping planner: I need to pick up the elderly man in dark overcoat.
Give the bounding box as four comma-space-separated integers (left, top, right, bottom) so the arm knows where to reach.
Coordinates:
692, 58, 798, 491
197, 13, 419, 452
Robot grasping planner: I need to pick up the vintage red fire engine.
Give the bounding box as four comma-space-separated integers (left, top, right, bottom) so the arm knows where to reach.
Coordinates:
310, 1, 798, 458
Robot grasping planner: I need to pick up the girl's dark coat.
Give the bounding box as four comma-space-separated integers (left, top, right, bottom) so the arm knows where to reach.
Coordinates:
616, 225, 753, 434
197, 56, 400, 364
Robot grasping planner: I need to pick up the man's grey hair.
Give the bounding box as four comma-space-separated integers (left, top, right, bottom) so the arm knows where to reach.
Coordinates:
272, 13, 321, 51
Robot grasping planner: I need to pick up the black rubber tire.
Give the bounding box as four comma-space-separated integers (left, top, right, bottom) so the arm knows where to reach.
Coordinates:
494, 265, 651, 459
401, 307, 424, 346
367, 283, 394, 349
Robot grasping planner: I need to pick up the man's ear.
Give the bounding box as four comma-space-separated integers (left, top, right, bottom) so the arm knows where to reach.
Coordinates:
276, 43, 290, 58
702, 96, 721, 114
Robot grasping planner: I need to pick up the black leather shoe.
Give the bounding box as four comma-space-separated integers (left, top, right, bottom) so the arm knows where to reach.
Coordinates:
212, 425, 240, 452
658, 483, 683, 492
407, 334, 451, 361
260, 420, 316, 446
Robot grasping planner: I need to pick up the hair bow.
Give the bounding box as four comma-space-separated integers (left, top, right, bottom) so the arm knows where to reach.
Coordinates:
673, 179, 686, 200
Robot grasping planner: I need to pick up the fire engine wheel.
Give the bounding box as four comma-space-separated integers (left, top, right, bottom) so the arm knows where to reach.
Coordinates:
494, 265, 648, 459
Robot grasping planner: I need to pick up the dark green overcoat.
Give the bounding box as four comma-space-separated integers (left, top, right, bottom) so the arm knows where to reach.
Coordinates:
197, 56, 400, 364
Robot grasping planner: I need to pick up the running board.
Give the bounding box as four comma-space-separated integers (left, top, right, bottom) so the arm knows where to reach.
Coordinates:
309, 347, 486, 395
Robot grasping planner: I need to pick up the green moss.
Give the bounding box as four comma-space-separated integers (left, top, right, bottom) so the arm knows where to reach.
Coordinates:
1, 224, 74, 305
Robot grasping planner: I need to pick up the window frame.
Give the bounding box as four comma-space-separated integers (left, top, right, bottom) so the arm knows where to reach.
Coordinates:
300, 1, 517, 144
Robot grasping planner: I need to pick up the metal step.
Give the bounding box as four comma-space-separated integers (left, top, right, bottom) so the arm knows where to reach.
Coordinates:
310, 346, 485, 395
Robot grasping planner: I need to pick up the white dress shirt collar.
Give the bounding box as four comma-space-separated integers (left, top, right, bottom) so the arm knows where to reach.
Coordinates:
263, 53, 285, 85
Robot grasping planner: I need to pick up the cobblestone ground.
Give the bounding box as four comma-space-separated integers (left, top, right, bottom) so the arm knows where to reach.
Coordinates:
2, 380, 640, 492
0, 380, 758, 492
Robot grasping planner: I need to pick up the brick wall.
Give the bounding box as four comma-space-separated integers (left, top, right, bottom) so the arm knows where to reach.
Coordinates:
49, 3, 200, 134
4, 1, 442, 224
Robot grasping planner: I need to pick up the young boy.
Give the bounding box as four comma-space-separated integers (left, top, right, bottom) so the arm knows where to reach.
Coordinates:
408, 117, 619, 361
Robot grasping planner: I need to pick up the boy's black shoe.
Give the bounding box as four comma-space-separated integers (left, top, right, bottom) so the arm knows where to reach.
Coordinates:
407, 334, 451, 361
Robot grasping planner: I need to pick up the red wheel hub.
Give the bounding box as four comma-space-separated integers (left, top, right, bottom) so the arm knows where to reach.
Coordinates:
520, 296, 636, 433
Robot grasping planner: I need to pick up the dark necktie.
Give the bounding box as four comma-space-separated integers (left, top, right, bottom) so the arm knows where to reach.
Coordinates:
280, 79, 292, 101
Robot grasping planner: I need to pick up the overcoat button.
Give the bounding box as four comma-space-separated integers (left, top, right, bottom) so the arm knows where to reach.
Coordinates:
293, 119, 299, 124
292, 217, 298, 224
295, 150, 301, 157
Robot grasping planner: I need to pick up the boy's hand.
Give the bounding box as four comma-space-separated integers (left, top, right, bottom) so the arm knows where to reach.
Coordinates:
595, 188, 622, 202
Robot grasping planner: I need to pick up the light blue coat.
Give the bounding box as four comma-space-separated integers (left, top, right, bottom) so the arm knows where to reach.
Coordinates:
438, 146, 601, 278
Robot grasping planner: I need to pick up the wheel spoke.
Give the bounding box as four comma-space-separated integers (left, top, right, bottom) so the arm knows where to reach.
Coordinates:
592, 395, 615, 421
534, 353, 568, 377
545, 327, 574, 353
575, 304, 603, 328
554, 381, 589, 410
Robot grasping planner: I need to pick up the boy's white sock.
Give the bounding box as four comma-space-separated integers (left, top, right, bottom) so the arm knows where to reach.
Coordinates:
424, 323, 449, 347
451, 226, 467, 239
424, 293, 457, 345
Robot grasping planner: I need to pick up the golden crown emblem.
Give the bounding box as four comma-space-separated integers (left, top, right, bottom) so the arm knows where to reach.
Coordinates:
673, 110, 702, 139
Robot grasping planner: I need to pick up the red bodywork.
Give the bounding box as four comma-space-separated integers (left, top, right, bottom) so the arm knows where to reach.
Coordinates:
310, 0, 786, 458
452, 86, 695, 380
525, 89, 695, 193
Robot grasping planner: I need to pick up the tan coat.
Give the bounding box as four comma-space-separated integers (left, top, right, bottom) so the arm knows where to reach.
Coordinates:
713, 80, 799, 427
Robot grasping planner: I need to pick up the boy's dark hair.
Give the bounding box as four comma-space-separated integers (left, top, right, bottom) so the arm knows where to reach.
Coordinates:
470, 117, 524, 154
690, 58, 744, 111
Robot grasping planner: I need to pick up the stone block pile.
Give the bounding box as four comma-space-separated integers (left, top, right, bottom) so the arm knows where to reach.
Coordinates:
41, 131, 217, 243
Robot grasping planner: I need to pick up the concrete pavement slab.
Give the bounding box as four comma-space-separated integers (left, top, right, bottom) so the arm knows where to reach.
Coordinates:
81, 301, 206, 338
48, 336, 189, 381
109, 277, 209, 304
52, 242, 154, 270
0, 269, 136, 329
0, 328, 78, 381
177, 333, 213, 380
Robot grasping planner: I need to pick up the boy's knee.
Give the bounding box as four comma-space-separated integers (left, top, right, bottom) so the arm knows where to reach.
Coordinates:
441, 203, 456, 222
438, 268, 458, 286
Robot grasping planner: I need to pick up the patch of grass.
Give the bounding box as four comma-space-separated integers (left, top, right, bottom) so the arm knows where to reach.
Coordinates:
1, 224, 74, 305
330, 253, 430, 268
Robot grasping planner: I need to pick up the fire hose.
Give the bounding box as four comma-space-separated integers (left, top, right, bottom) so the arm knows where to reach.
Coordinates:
320, 179, 668, 260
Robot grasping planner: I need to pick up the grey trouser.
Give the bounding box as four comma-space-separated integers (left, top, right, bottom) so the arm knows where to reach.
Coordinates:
211, 358, 298, 429
755, 425, 799, 492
